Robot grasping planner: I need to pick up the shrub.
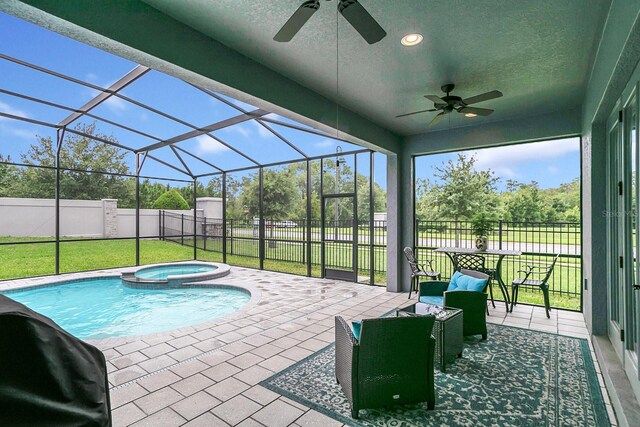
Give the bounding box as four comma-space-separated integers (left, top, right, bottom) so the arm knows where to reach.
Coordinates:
152, 189, 190, 210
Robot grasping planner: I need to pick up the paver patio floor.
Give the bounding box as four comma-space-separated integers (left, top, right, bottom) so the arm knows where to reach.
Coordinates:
1, 265, 617, 426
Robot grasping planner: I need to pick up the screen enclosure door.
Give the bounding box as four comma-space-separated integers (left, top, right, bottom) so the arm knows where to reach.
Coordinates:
322, 195, 357, 281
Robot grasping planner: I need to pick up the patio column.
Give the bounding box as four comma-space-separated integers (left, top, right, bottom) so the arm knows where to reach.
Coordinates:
386, 152, 413, 293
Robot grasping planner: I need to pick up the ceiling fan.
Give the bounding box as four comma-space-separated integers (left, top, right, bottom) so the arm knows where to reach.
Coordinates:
274, 0, 386, 44
397, 84, 503, 127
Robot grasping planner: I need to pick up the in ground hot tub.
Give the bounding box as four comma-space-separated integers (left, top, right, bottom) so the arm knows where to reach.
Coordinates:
121, 262, 230, 287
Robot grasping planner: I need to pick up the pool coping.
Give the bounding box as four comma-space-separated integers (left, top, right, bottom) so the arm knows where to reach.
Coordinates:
123, 261, 231, 288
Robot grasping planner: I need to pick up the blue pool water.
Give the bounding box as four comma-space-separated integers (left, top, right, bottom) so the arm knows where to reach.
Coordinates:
135, 264, 217, 280
4, 277, 249, 339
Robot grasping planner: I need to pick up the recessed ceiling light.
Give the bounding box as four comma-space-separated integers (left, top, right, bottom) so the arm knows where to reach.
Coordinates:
465, 112, 478, 118
401, 33, 423, 46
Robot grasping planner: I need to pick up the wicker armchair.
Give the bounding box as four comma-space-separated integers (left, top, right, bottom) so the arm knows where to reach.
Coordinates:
335, 315, 436, 419
451, 253, 496, 309
419, 269, 489, 340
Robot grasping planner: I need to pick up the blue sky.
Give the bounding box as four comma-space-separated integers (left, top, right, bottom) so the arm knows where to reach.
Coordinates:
415, 137, 580, 191
0, 12, 384, 188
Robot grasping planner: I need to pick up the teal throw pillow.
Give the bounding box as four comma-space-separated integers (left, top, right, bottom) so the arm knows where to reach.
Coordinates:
447, 271, 488, 292
351, 320, 361, 340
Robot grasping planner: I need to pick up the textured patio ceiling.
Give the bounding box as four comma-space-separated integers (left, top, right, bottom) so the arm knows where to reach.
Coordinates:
141, 0, 610, 135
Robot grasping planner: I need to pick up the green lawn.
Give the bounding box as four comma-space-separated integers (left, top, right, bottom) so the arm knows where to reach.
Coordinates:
0, 237, 581, 311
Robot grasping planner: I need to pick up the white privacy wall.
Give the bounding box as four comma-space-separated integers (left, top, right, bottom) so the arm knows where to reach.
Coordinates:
0, 197, 222, 238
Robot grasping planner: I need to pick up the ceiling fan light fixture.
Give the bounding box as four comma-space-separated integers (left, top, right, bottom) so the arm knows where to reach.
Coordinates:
401, 33, 423, 46
464, 112, 478, 118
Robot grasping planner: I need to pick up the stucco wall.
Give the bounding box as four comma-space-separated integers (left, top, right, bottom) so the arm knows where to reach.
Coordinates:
0, 197, 222, 238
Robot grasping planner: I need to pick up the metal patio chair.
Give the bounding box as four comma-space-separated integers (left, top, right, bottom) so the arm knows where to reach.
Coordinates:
510, 254, 560, 318
404, 247, 441, 299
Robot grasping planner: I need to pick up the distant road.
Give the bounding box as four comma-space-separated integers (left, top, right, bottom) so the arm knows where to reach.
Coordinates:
214, 228, 581, 255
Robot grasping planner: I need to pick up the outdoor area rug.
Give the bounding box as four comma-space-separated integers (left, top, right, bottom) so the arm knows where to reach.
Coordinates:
260, 323, 610, 426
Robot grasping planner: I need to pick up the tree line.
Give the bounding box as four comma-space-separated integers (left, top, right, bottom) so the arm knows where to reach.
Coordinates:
415, 153, 580, 223
0, 124, 579, 223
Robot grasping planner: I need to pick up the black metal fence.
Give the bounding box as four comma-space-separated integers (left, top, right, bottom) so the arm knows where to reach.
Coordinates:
159, 213, 582, 309
415, 220, 581, 306
159, 213, 388, 277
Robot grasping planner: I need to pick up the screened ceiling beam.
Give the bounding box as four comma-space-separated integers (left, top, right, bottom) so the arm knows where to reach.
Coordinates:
257, 116, 345, 142
174, 146, 224, 173
145, 153, 192, 178
0, 53, 108, 93
195, 87, 311, 159
205, 133, 261, 166
195, 147, 372, 178
58, 65, 150, 127
195, 86, 249, 113
170, 146, 193, 177
138, 152, 148, 174
255, 120, 308, 159
137, 109, 269, 152
0, 111, 135, 152
0, 88, 162, 143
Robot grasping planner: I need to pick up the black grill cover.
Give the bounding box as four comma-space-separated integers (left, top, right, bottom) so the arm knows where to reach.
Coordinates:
0, 295, 111, 426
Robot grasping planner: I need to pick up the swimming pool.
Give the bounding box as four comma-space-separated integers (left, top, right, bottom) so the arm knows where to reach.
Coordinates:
3, 277, 250, 340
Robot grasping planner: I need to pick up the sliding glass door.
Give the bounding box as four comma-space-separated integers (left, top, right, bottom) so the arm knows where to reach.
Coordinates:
607, 82, 640, 397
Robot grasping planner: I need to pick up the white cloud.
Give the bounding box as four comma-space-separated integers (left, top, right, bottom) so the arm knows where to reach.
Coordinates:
547, 165, 559, 173
473, 138, 579, 172
195, 135, 229, 154
102, 95, 128, 114
253, 121, 274, 139
220, 123, 251, 138
82, 86, 129, 114
10, 128, 36, 139
85, 72, 99, 82
314, 138, 337, 149
0, 101, 29, 120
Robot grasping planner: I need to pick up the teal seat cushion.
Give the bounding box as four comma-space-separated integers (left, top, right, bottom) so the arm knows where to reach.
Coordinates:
419, 296, 444, 306
351, 320, 361, 340
447, 271, 487, 293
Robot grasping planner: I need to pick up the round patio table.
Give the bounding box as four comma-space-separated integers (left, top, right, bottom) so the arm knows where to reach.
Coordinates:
434, 247, 522, 313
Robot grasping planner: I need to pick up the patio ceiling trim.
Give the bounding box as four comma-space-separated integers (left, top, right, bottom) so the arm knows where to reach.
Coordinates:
57, 65, 150, 127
